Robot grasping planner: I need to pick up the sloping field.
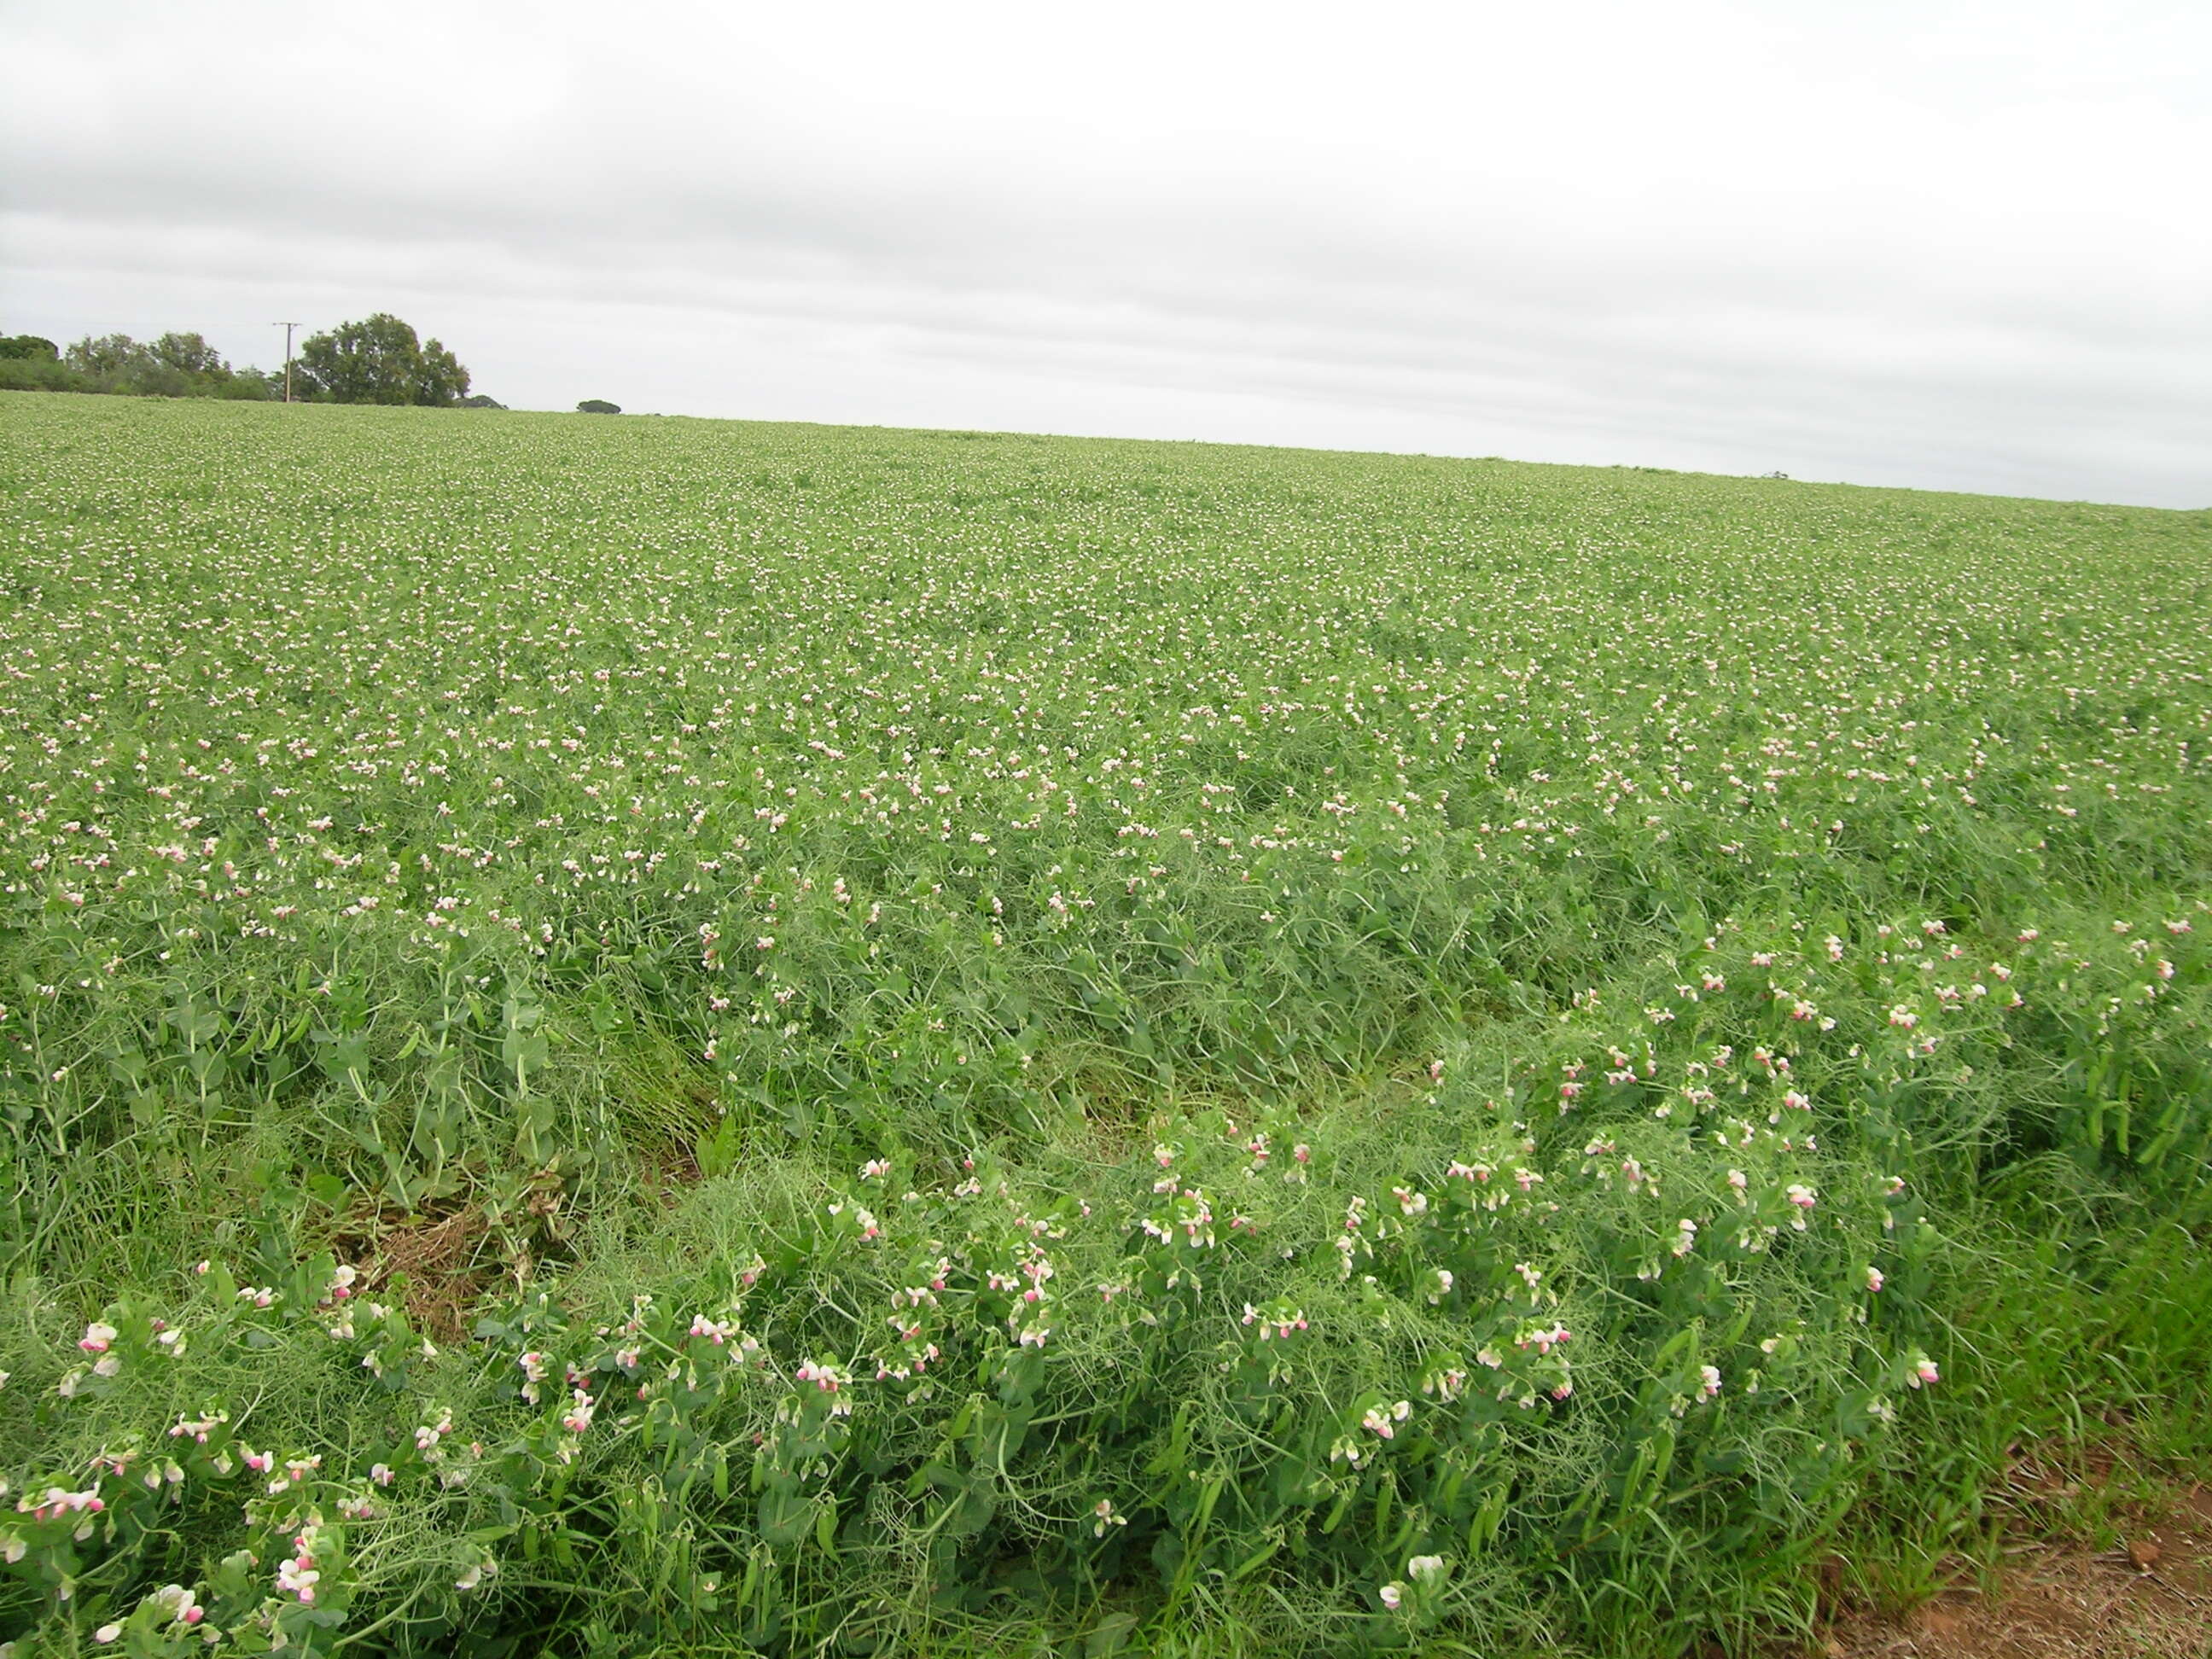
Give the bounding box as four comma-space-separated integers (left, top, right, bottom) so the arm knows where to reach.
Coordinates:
3, 394, 2208, 1656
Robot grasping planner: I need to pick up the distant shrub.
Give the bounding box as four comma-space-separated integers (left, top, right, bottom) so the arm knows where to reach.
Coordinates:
0, 356, 83, 393
578, 399, 621, 415
0, 331, 277, 400
459, 393, 506, 410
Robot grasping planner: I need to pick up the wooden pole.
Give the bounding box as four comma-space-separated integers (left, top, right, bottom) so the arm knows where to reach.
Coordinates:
276, 322, 300, 402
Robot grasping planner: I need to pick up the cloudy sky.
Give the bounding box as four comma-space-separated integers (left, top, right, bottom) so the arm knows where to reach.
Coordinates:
4, 0, 2208, 506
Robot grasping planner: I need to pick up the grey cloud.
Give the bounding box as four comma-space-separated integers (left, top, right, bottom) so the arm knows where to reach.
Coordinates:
3, 0, 2208, 506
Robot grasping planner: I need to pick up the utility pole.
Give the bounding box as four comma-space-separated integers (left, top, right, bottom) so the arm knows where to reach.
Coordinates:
275, 322, 300, 403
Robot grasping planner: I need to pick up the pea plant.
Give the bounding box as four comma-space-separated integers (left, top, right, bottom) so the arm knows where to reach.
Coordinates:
2, 396, 2207, 1652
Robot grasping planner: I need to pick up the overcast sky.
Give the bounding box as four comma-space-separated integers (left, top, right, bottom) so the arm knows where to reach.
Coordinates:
4, 1, 2209, 506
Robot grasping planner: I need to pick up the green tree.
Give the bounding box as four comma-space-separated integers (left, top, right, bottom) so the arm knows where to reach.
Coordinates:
416, 335, 469, 405
578, 399, 621, 415
296, 313, 471, 406
65, 334, 155, 381
149, 331, 230, 378
2, 329, 276, 397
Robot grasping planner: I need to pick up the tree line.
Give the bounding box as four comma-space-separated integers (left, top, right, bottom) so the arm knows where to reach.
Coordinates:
0, 314, 499, 407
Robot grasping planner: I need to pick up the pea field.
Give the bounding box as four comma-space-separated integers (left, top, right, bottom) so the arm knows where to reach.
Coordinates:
3, 393, 2209, 1656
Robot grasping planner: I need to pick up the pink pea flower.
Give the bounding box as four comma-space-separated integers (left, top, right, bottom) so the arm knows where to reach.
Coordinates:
276, 1554, 320, 1603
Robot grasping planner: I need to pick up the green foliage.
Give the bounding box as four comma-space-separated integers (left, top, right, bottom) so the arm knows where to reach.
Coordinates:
62, 334, 152, 380
578, 399, 621, 415
0, 396, 2207, 1654
0, 355, 86, 394
0, 331, 273, 401
0, 318, 493, 409
148, 333, 229, 379
294, 314, 470, 407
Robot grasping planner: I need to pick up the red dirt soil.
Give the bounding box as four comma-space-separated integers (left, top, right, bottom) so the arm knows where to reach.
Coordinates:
1821, 1481, 2211, 1659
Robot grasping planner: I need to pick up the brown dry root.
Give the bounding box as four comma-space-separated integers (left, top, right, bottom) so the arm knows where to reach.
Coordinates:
349, 1203, 496, 1342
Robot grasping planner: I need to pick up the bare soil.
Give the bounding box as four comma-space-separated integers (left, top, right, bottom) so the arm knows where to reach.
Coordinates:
1820, 1479, 2212, 1659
